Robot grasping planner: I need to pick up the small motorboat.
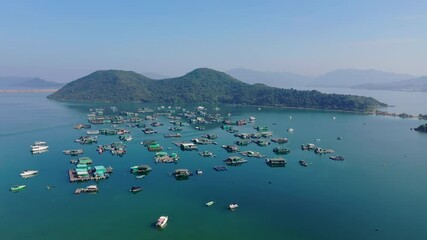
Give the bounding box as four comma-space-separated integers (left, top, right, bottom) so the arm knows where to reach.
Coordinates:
329, 156, 345, 161
135, 175, 146, 179
206, 201, 215, 206
10, 185, 26, 192
20, 170, 38, 178
196, 169, 203, 175
228, 203, 239, 210
130, 186, 143, 193
156, 216, 168, 229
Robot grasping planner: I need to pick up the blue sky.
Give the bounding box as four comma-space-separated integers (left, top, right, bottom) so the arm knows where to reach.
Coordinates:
1, 0, 426, 81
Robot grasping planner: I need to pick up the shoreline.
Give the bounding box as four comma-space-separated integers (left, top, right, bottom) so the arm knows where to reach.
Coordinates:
0, 89, 58, 93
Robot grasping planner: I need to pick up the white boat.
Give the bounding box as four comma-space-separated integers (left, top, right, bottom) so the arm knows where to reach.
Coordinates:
228, 203, 239, 210
30, 141, 49, 152
135, 175, 145, 179
206, 201, 214, 206
20, 170, 38, 178
156, 216, 168, 229
287, 128, 294, 133
248, 116, 256, 122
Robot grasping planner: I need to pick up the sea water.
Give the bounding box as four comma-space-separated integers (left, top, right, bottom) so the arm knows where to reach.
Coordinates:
0, 92, 426, 240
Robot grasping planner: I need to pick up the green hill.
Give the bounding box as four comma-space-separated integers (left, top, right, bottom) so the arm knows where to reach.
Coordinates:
48, 68, 386, 112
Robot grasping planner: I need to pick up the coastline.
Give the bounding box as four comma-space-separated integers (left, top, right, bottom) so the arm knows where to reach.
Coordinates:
0, 89, 58, 93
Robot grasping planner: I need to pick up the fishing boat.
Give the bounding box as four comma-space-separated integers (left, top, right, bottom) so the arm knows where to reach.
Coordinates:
224, 156, 248, 166
329, 156, 345, 161
266, 158, 287, 167
228, 203, 239, 210
63, 149, 84, 156
30, 141, 48, 152
299, 160, 308, 167
206, 201, 215, 206
156, 216, 168, 229
20, 170, 38, 178
74, 185, 98, 194
130, 165, 152, 174
130, 186, 143, 193
199, 151, 215, 157
10, 185, 26, 192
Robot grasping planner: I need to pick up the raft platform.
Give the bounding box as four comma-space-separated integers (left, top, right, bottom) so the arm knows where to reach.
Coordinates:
68, 167, 113, 182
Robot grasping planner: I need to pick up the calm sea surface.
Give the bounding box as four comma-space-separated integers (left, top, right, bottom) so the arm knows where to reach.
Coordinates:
0, 91, 426, 240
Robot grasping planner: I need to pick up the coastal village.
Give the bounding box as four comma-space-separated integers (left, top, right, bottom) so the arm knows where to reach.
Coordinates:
17, 105, 349, 227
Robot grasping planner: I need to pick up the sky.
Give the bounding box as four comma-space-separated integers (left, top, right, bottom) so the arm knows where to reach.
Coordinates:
0, 0, 427, 82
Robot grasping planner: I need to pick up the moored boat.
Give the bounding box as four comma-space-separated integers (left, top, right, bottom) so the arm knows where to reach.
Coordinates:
206, 201, 215, 206
156, 216, 168, 229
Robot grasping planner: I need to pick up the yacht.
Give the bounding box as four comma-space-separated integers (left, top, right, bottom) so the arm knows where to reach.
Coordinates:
30, 141, 49, 152
20, 170, 38, 178
156, 216, 168, 229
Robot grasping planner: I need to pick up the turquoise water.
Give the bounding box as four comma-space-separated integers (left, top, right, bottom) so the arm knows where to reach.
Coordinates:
1, 92, 427, 240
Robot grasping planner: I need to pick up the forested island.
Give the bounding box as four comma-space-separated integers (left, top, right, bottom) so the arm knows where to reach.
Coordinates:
48, 68, 385, 112
414, 124, 427, 133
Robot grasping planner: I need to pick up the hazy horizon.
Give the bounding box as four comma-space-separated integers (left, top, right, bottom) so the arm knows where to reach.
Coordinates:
1, 0, 426, 82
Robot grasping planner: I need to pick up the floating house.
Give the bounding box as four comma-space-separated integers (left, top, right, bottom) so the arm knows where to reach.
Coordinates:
273, 147, 291, 155
148, 142, 163, 152
266, 158, 287, 167
180, 143, 198, 151
173, 169, 192, 180
224, 156, 248, 165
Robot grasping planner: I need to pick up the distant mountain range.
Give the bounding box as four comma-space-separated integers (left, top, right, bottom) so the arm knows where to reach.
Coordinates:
226, 68, 419, 90
226, 68, 310, 88
353, 76, 427, 91
0, 77, 63, 89
142, 72, 171, 79
312, 69, 414, 88
48, 68, 385, 112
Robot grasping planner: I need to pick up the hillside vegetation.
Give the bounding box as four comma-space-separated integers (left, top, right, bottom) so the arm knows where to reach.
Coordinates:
48, 68, 386, 112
